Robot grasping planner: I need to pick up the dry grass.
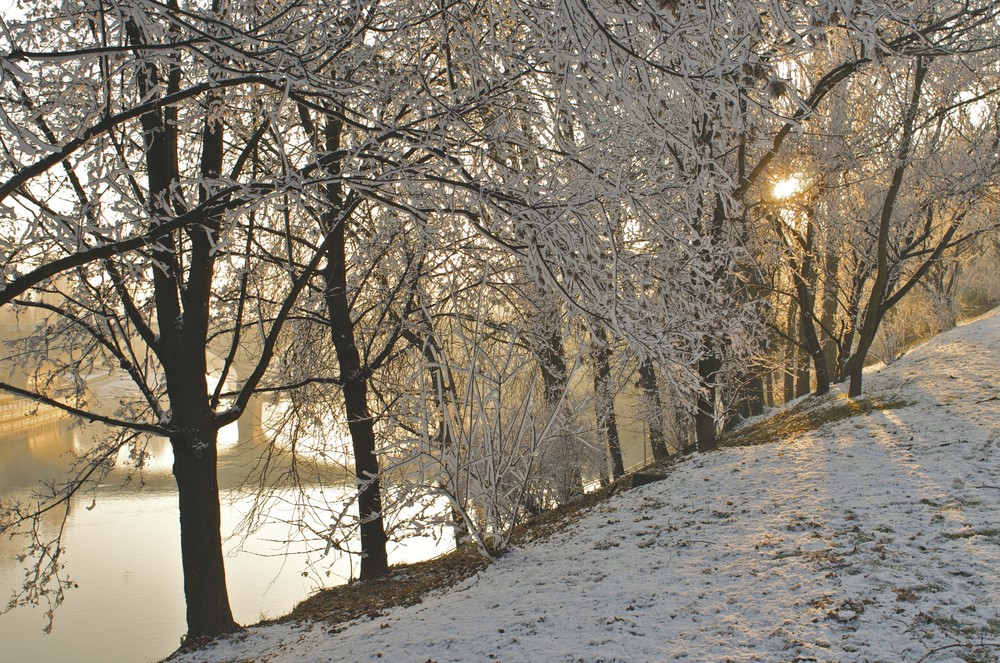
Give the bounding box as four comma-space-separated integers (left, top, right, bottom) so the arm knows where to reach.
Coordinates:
285, 543, 490, 628
722, 394, 913, 449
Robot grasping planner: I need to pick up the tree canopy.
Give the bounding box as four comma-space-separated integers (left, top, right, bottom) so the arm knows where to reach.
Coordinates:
1, 0, 998, 642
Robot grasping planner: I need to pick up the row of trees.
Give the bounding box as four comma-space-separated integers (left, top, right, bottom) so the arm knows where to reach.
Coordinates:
1, 0, 997, 641
755, 43, 1000, 405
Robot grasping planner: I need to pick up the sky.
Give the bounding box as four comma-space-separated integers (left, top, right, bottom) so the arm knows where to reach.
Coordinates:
0, 0, 21, 21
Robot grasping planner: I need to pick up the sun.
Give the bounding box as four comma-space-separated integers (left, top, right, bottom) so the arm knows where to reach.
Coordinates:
772, 175, 803, 201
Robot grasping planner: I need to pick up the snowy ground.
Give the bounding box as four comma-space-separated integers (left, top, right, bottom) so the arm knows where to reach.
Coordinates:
175, 311, 1000, 663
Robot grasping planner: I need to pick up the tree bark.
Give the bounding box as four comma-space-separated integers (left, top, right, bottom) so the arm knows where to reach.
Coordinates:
130, 15, 238, 636
172, 432, 237, 639
695, 353, 721, 452
794, 349, 811, 398
526, 291, 582, 500
820, 238, 841, 380
741, 373, 766, 419
320, 116, 388, 580
791, 212, 830, 395
592, 331, 624, 479
694, 196, 728, 453
849, 57, 928, 398
783, 302, 798, 403
538, 327, 569, 407
637, 358, 670, 462
838, 272, 864, 382
323, 240, 390, 580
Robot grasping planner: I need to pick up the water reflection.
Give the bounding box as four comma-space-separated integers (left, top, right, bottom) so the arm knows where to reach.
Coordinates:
0, 413, 453, 663
0, 420, 83, 489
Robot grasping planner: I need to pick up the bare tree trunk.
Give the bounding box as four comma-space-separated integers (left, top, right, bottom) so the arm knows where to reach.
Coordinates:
592, 330, 624, 479
695, 197, 729, 453
763, 370, 774, 408
131, 19, 237, 635
538, 329, 569, 407
321, 116, 388, 580
172, 431, 236, 638
783, 302, 798, 403
795, 348, 811, 398
637, 358, 670, 462
323, 241, 390, 580
838, 273, 864, 382
849, 58, 929, 398
741, 373, 766, 418
821, 239, 841, 380
792, 213, 830, 395
695, 354, 721, 452
528, 293, 583, 500
159, 243, 237, 638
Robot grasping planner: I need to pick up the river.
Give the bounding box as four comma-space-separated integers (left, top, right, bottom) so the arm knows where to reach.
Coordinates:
0, 412, 453, 663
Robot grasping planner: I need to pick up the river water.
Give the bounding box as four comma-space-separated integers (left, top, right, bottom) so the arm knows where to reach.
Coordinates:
0, 415, 452, 663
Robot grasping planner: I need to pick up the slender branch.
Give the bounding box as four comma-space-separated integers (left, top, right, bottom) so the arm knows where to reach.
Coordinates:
0, 381, 167, 435
216, 194, 362, 425
0, 181, 284, 308
0, 75, 272, 204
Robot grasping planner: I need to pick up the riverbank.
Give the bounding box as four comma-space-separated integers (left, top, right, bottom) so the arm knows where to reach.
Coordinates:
172, 309, 1000, 662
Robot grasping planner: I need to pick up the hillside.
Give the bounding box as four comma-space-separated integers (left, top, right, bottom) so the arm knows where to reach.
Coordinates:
174, 310, 1000, 663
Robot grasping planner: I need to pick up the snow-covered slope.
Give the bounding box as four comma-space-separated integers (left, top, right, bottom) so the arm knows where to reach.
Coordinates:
175, 310, 1000, 663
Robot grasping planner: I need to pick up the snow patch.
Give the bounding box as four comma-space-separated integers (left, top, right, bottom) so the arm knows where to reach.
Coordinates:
174, 310, 1000, 663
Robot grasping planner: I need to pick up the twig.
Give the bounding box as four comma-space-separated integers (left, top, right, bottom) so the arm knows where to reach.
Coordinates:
916, 642, 1000, 663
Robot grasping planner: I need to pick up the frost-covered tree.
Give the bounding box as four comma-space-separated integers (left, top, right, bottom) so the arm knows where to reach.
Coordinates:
840, 56, 1000, 395
754, 37, 1000, 398
4, 0, 999, 644
0, 0, 397, 636
0, 0, 486, 637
